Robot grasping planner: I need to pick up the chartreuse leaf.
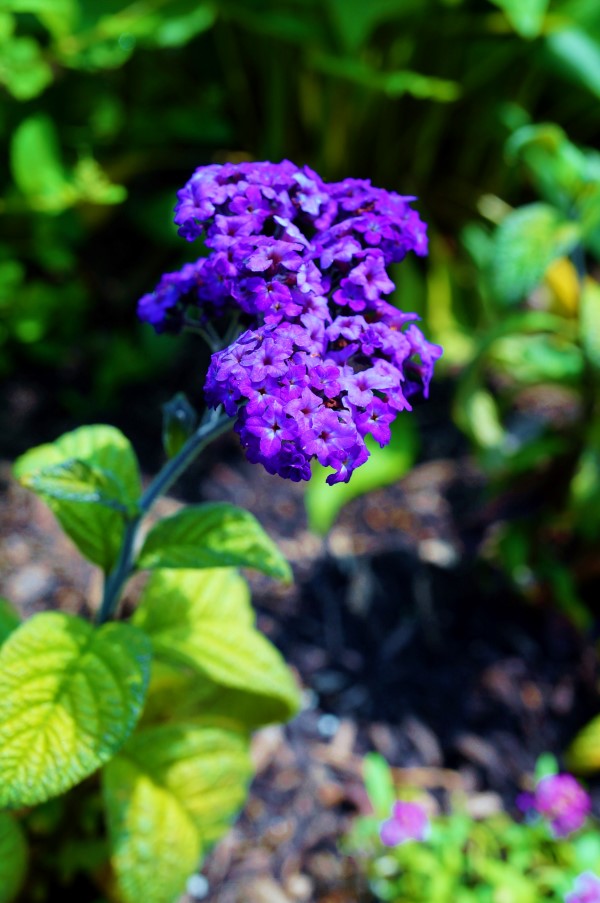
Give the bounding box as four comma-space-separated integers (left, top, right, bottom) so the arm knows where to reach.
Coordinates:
103, 722, 251, 903
580, 278, 600, 372
363, 753, 395, 819
0, 812, 27, 903
0, 612, 151, 807
0, 597, 20, 647
137, 503, 292, 582
133, 569, 300, 721
490, 203, 580, 305
567, 715, 600, 773
14, 425, 141, 572
142, 659, 295, 729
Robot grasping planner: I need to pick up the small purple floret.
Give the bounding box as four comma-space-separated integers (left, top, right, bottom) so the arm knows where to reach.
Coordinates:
519, 773, 591, 838
139, 160, 442, 483
534, 773, 591, 837
379, 801, 429, 847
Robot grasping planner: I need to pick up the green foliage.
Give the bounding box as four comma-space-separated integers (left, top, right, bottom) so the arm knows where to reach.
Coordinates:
0, 596, 20, 646
133, 568, 300, 723
1, 0, 600, 414
489, 203, 579, 305
568, 716, 600, 773
103, 722, 251, 903
0, 612, 151, 807
137, 503, 292, 581
347, 755, 600, 902
305, 416, 418, 534
456, 121, 600, 625
14, 425, 141, 571
0, 812, 28, 903
363, 752, 396, 819
489, 0, 549, 39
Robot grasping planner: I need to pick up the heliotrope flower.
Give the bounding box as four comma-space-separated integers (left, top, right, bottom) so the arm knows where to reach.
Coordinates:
139, 160, 442, 483
379, 801, 429, 846
565, 872, 600, 903
519, 773, 591, 837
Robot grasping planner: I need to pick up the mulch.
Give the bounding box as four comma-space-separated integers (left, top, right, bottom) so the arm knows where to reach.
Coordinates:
2, 418, 599, 902
1, 372, 599, 903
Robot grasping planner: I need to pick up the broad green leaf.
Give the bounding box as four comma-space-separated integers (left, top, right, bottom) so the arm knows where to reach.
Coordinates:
490, 203, 580, 305
1, 0, 78, 38
0, 812, 27, 903
546, 28, 600, 99
20, 459, 133, 512
103, 722, 251, 903
0, 612, 151, 807
133, 569, 300, 721
489, 0, 549, 39
0, 597, 20, 647
363, 752, 396, 819
580, 278, 600, 371
137, 503, 292, 582
0, 38, 53, 100
567, 715, 600, 773
305, 417, 418, 535
14, 425, 141, 571
10, 116, 73, 210
142, 659, 296, 729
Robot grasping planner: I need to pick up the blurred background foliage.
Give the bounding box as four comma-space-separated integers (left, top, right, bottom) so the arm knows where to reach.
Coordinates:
2, 0, 600, 616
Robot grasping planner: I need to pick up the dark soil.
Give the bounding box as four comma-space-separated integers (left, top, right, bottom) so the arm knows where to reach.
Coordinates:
1, 378, 599, 903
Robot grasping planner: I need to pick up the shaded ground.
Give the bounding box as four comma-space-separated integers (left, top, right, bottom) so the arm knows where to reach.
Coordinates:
0, 379, 599, 902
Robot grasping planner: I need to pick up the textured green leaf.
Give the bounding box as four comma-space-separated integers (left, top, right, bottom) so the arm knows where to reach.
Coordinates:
133, 569, 300, 721
103, 722, 251, 903
21, 459, 133, 512
14, 425, 141, 571
305, 417, 418, 535
0, 812, 27, 903
490, 203, 580, 304
0, 612, 151, 807
0, 597, 21, 647
137, 503, 292, 582
142, 659, 296, 730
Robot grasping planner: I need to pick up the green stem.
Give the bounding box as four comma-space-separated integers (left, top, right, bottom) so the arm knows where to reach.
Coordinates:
96, 408, 231, 624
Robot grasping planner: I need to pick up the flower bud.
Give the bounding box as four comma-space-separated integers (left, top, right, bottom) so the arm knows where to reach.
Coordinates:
162, 393, 197, 458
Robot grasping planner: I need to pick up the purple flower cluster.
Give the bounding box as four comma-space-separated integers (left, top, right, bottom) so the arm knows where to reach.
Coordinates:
566, 874, 600, 903
519, 773, 591, 838
379, 801, 429, 847
138, 160, 441, 483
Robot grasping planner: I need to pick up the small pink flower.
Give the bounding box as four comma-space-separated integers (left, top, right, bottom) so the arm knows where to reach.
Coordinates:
534, 774, 590, 837
379, 801, 429, 847
566, 872, 600, 903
